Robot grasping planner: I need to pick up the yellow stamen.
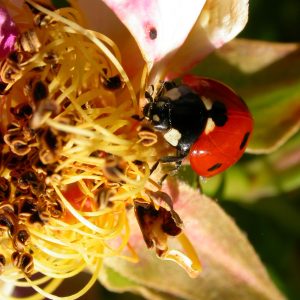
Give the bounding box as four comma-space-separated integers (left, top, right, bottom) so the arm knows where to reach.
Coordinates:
0, 1, 202, 299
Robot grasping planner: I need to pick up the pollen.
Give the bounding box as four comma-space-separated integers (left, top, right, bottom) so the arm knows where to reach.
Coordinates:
0, 1, 201, 299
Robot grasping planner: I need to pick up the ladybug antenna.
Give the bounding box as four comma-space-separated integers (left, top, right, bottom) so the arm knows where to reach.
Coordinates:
145, 90, 154, 103
208, 101, 228, 127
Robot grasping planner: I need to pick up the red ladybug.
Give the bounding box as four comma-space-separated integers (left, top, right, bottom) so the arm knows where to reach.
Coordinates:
143, 75, 253, 177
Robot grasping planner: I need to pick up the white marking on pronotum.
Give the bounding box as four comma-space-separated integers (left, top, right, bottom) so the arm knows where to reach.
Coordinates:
165, 85, 194, 101
205, 118, 215, 135
202, 96, 213, 110
164, 128, 182, 147
153, 114, 160, 122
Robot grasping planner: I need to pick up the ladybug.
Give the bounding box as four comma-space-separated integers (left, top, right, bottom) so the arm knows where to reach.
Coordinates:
143, 75, 253, 177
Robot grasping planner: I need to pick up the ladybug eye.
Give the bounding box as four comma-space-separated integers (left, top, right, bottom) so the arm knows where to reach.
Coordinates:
239, 132, 251, 150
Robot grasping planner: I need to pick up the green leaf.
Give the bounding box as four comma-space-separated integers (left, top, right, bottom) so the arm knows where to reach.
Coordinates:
193, 39, 300, 153
102, 182, 286, 300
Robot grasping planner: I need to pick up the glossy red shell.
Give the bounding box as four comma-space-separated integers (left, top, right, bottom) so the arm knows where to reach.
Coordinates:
183, 75, 253, 177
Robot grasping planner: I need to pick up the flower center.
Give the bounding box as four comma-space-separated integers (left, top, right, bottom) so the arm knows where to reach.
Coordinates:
0, 1, 201, 299
0, 1, 159, 298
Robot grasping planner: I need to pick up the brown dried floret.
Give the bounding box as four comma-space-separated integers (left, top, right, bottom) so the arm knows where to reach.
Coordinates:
34, 12, 55, 28
10, 168, 45, 196
4, 123, 36, 156
10, 103, 34, 122
13, 194, 35, 220
28, 201, 50, 225
9, 50, 24, 63
0, 177, 11, 202
0, 211, 17, 236
0, 201, 14, 213
10, 139, 31, 156
13, 224, 31, 252
43, 189, 65, 219
0, 82, 8, 95
0, 59, 21, 84
11, 251, 34, 276
18, 29, 41, 54
0, 254, 6, 274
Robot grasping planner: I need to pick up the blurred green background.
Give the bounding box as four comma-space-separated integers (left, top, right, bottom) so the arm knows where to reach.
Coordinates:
210, 1, 300, 299
221, 1, 300, 300
240, 0, 300, 42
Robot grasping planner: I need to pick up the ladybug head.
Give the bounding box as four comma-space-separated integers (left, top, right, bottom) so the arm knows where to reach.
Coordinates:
143, 99, 171, 131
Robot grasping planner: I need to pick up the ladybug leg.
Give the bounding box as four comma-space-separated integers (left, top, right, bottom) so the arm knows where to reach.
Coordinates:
145, 85, 154, 102
159, 155, 184, 163
150, 154, 185, 185
160, 155, 184, 177
150, 154, 184, 174
158, 173, 168, 185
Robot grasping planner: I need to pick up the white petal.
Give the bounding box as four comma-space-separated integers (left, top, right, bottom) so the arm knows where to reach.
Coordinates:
101, 0, 206, 70
165, 0, 249, 78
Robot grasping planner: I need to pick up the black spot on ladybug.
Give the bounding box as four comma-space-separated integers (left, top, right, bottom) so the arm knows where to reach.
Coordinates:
208, 101, 228, 127
239, 131, 250, 150
149, 27, 157, 40
207, 163, 222, 172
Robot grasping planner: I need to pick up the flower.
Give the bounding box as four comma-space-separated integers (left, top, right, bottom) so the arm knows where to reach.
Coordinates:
0, 0, 250, 299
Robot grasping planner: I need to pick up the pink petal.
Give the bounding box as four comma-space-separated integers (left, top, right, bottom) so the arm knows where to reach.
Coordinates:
101, 0, 206, 68
165, 0, 249, 78
103, 181, 284, 300
0, 7, 18, 59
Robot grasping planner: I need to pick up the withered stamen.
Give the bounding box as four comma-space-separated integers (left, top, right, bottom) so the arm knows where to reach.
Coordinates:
19, 29, 41, 53
12, 251, 34, 276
